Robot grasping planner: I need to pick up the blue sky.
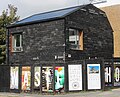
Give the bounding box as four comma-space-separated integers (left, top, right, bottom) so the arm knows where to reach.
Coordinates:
89, 66, 99, 71
0, 0, 120, 20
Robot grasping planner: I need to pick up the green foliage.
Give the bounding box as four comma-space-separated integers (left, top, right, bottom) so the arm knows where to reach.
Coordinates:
0, 4, 20, 64
0, 45, 6, 64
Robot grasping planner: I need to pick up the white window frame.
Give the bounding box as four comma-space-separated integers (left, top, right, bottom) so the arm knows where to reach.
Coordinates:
69, 28, 83, 50
12, 34, 23, 52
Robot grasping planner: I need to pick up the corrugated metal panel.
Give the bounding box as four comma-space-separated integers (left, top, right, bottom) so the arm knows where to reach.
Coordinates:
15, 6, 80, 25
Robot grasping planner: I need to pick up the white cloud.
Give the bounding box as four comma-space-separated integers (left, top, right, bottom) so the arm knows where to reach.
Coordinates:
0, 0, 12, 14
13, 0, 79, 19
16, 0, 90, 19
0, 0, 120, 19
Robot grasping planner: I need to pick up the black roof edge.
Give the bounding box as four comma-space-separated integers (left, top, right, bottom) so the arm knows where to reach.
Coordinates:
7, 4, 90, 28
8, 5, 83, 28
7, 4, 96, 28
62, 5, 86, 17
7, 17, 64, 28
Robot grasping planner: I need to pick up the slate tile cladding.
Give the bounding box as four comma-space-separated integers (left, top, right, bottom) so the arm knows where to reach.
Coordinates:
65, 4, 113, 60
7, 4, 113, 66
8, 19, 65, 65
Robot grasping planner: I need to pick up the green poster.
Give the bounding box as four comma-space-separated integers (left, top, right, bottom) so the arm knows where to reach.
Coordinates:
55, 67, 64, 92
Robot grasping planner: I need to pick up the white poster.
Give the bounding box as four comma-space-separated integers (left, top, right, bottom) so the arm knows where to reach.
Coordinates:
10, 67, 19, 89
105, 67, 111, 83
87, 64, 101, 90
68, 65, 82, 91
34, 67, 41, 88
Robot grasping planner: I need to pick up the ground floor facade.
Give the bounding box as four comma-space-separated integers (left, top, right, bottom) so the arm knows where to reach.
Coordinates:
0, 58, 120, 94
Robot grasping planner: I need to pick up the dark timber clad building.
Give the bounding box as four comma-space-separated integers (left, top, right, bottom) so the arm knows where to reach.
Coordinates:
5, 4, 113, 93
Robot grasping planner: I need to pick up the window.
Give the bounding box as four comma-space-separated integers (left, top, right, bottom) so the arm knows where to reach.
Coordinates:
12, 34, 23, 52
69, 28, 83, 50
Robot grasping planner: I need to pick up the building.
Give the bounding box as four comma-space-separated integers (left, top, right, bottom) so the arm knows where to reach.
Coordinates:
101, 4, 120, 58
6, 4, 113, 93
101, 4, 120, 88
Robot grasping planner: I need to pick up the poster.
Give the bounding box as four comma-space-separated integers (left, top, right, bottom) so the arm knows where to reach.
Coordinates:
55, 67, 64, 92
21, 67, 31, 90
42, 67, 53, 92
114, 65, 120, 86
34, 67, 41, 90
87, 64, 101, 90
10, 67, 19, 89
105, 66, 112, 86
68, 65, 82, 91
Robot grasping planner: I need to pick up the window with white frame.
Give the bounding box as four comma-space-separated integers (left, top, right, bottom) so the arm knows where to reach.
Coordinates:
69, 28, 83, 50
12, 34, 23, 52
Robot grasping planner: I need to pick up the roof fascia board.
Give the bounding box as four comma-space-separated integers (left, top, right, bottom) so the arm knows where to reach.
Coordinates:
7, 17, 64, 28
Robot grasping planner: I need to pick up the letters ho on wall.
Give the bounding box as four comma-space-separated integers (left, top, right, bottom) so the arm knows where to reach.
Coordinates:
114, 65, 120, 86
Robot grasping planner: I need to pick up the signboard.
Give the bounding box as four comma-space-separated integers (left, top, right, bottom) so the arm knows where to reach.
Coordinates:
10, 67, 19, 89
21, 67, 31, 90
55, 67, 64, 92
68, 65, 82, 91
34, 67, 41, 90
114, 65, 120, 86
42, 67, 53, 92
105, 66, 112, 86
87, 64, 101, 90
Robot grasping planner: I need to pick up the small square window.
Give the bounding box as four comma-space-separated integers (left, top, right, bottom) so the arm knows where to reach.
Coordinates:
69, 28, 83, 50
12, 34, 23, 52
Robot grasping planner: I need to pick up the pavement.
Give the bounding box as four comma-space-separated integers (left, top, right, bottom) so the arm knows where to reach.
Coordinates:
0, 88, 120, 97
